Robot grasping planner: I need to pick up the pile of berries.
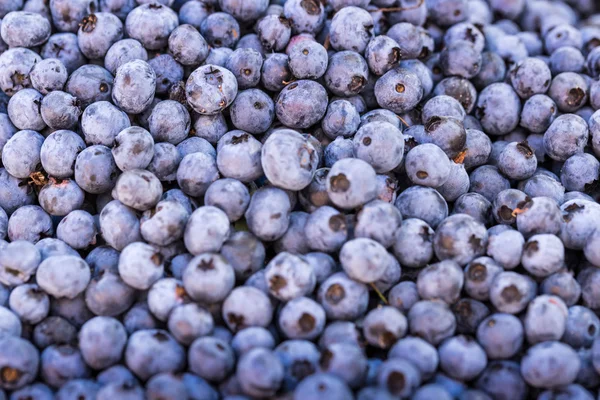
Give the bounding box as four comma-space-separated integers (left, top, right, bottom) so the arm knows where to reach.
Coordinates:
1, 0, 600, 398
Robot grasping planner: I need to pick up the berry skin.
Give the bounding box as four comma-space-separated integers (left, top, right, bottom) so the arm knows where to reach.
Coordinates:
275, 80, 328, 129
112, 60, 156, 114
374, 67, 424, 113
183, 253, 235, 304
36, 255, 91, 299
521, 341, 580, 389
186, 64, 238, 115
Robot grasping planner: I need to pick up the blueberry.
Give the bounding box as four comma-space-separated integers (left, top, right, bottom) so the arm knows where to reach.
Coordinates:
475, 83, 521, 136
539, 385, 595, 400
405, 143, 451, 187
74, 145, 119, 194
104, 38, 148, 75
283, 0, 325, 35
222, 286, 273, 332
0, 305, 21, 337
189, 113, 227, 147
497, 141, 537, 180
439, 335, 487, 381
125, 3, 178, 50
0, 0, 23, 18
186, 64, 238, 115
360, 306, 406, 349
41, 90, 82, 130
329, 6, 373, 54
279, 296, 325, 340
55, 210, 96, 250
521, 234, 564, 277
183, 206, 230, 255
7, 205, 53, 243
407, 300, 456, 345
125, 329, 185, 381
99, 200, 141, 251
40, 130, 86, 179
521, 341, 580, 388
417, 260, 463, 304
77, 12, 123, 61
144, 373, 187, 400
37, 255, 91, 299
181, 253, 234, 304
317, 272, 368, 321
489, 271, 537, 314
145, 277, 187, 323
318, 343, 367, 388
549, 72, 589, 113
225, 48, 263, 90
29, 58, 68, 96
287, 40, 328, 80
36, 238, 79, 261
140, 201, 189, 247
85, 269, 136, 318
40, 33, 85, 75
318, 322, 361, 350
386, 22, 428, 60
111, 169, 162, 211
274, 80, 328, 129
353, 200, 401, 248
112, 60, 156, 114
563, 305, 600, 349
486, 229, 525, 270
472, 51, 506, 90
200, 12, 240, 49
96, 381, 144, 400
146, 101, 191, 145
293, 373, 353, 400
166, 303, 214, 346
0, 335, 39, 390
244, 186, 291, 241
301, 206, 345, 253
261, 53, 292, 93
176, 152, 220, 198
0, 48, 41, 95
257, 15, 291, 52
412, 385, 453, 400
439, 41, 482, 79
167, 24, 208, 67
433, 213, 487, 266
392, 218, 434, 268
38, 178, 85, 217
540, 271, 581, 307
477, 312, 524, 360
364, 36, 402, 77
523, 294, 568, 345
261, 131, 319, 191
323, 51, 369, 98
508, 57, 552, 99
374, 67, 423, 114
353, 121, 404, 173
65, 65, 114, 108
78, 316, 127, 370
475, 361, 527, 400
227, 90, 275, 135
1, 11, 50, 48
376, 358, 421, 398
264, 252, 314, 301
7, 89, 45, 131
395, 185, 448, 228
550, 46, 586, 74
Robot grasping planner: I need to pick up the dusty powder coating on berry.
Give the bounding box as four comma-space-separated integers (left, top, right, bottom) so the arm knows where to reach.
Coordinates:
186, 64, 238, 115
3, 0, 600, 397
